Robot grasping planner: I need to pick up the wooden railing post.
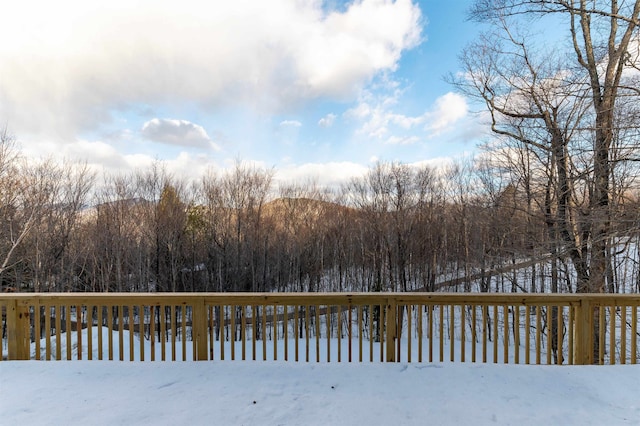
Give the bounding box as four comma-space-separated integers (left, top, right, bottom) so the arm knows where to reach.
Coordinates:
6, 300, 30, 360
193, 298, 208, 361
385, 298, 397, 362
574, 299, 592, 365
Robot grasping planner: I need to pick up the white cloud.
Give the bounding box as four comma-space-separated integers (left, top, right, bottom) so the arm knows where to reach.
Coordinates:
20, 136, 220, 185
141, 118, 217, 149
345, 89, 470, 150
347, 89, 425, 140
318, 113, 337, 128
21, 138, 127, 170
0, 0, 422, 140
424, 92, 468, 136
385, 135, 420, 145
407, 157, 455, 171
163, 152, 214, 183
276, 161, 369, 188
279, 120, 303, 128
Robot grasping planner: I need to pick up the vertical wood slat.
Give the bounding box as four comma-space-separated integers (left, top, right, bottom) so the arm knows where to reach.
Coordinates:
97, 306, 103, 361
254, 305, 258, 362
181, 305, 187, 362
129, 305, 134, 361
546, 305, 552, 365
220, 305, 225, 361
407, 305, 412, 363
337, 305, 342, 362
428, 304, 434, 363
347, 305, 352, 362
262, 305, 267, 361
632, 306, 637, 365
609, 305, 616, 365
192, 306, 197, 361
379, 304, 384, 362
274, 305, 278, 361
171, 306, 177, 361
345, 305, 350, 362
77, 305, 82, 361
282, 306, 287, 362
107, 306, 113, 361
139, 305, 145, 362
535, 305, 541, 365
503, 305, 508, 364
418, 304, 423, 363
599, 306, 605, 364
482, 305, 487, 363
119, 305, 125, 362
315, 305, 321, 362
45, 304, 52, 360
460, 305, 465, 363
471, 305, 476, 363
492, 305, 498, 364
439, 304, 444, 363
66, 304, 72, 360
556, 306, 563, 365
620, 305, 626, 365
514, 305, 519, 364
525, 305, 530, 365
358, 305, 363, 363
34, 302, 41, 360
326, 305, 330, 363
305, 305, 310, 363
587, 300, 595, 365
245, 305, 249, 361
568, 305, 574, 365
208, 306, 214, 361
396, 306, 401, 362
386, 300, 396, 362
230, 304, 235, 361
150, 306, 155, 362
574, 302, 582, 364
294, 305, 299, 362
449, 305, 455, 362
87, 305, 93, 361
369, 304, 373, 363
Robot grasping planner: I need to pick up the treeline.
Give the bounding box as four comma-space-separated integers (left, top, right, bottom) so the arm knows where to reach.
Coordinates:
1, 130, 639, 294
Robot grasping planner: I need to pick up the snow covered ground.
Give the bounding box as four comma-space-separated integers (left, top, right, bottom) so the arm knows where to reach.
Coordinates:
1, 361, 639, 425
2, 327, 640, 425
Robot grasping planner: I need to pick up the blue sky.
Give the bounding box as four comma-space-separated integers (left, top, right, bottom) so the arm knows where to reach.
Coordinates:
1, 0, 488, 186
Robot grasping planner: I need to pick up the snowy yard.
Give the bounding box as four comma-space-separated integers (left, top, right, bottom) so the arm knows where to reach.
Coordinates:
1, 361, 639, 425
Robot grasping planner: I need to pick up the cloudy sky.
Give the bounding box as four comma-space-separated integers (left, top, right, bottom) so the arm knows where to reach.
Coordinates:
1, 0, 487, 186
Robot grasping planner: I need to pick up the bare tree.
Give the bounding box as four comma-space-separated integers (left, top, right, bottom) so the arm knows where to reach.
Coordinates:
464, 0, 640, 293
0, 128, 28, 284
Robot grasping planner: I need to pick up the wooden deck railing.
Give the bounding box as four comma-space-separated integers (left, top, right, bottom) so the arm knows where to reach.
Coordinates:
2, 293, 639, 364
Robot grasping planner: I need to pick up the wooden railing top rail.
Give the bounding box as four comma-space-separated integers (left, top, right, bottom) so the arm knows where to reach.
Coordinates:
2, 292, 640, 305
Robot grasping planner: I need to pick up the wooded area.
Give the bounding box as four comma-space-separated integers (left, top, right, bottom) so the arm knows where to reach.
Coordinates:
1, 1, 639, 296
1, 129, 638, 295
